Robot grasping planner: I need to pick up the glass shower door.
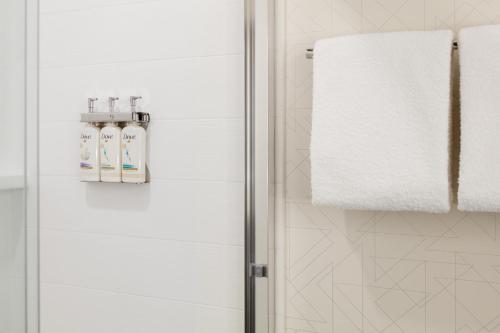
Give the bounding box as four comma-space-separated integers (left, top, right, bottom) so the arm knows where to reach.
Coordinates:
0, 191, 25, 333
0, 0, 30, 332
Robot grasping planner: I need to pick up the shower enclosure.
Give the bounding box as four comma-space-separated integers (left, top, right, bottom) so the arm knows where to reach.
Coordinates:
0, 0, 38, 332
4, 0, 500, 332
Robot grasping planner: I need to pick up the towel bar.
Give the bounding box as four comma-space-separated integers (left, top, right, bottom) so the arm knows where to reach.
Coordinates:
305, 40, 459, 59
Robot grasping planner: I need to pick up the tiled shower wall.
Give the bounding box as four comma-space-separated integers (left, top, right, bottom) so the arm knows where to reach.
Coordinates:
0, 0, 27, 332
276, 0, 500, 332
0, 191, 25, 333
39, 1, 244, 332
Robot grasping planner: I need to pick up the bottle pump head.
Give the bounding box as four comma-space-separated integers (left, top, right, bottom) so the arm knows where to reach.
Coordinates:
130, 96, 142, 113
108, 97, 119, 113
88, 98, 98, 113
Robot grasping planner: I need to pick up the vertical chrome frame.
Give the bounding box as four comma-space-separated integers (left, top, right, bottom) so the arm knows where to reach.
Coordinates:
245, 0, 275, 332
244, 0, 256, 331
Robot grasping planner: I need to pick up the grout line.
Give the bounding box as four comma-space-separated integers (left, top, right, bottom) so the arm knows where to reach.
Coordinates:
40, 0, 164, 15
40, 53, 245, 70
40, 226, 245, 249
40, 281, 245, 312
38, 174, 245, 184
39, 117, 246, 123
40, 0, 241, 16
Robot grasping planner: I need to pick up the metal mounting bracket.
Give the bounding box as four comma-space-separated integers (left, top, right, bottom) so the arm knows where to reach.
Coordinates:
251, 264, 268, 278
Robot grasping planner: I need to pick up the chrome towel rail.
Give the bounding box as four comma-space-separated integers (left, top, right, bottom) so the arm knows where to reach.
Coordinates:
305, 40, 459, 59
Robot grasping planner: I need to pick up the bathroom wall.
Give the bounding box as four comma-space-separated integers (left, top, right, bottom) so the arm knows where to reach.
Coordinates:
276, 0, 500, 332
39, 1, 245, 332
0, 191, 25, 333
0, 0, 25, 177
0, 0, 28, 332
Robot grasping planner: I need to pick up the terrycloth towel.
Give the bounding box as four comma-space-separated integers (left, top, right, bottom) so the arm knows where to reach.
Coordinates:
310, 30, 453, 212
458, 25, 500, 212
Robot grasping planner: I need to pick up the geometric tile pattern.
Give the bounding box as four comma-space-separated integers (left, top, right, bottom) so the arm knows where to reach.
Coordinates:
276, 1, 500, 332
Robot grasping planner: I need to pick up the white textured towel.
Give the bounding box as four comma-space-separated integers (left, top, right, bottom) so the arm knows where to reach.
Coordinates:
311, 30, 453, 212
458, 25, 500, 212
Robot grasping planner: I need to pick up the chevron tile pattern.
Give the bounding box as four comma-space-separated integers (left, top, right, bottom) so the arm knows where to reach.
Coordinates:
277, 0, 500, 332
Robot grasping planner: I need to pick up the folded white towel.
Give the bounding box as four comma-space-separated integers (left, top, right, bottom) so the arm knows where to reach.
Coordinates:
458, 25, 500, 212
310, 30, 453, 212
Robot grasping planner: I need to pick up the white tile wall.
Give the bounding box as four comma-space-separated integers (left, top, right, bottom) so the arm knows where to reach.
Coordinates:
41, 229, 243, 308
0, 0, 25, 176
41, 0, 160, 13
0, 190, 26, 333
40, 55, 244, 122
40, 0, 245, 332
42, 283, 243, 333
40, 120, 244, 181
40, 1, 243, 67
0, 0, 27, 332
40, 177, 244, 246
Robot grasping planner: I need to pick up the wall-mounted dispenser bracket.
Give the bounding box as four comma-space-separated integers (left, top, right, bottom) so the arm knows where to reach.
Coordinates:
80, 112, 151, 128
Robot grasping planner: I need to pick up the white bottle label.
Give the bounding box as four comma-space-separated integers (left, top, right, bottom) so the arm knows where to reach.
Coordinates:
122, 133, 140, 171
122, 125, 147, 183
100, 126, 122, 182
80, 126, 100, 181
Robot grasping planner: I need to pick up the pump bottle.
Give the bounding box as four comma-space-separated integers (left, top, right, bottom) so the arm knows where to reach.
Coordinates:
122, 96, 148, 183
80, 98, 101, 182
100, 97, 122, 183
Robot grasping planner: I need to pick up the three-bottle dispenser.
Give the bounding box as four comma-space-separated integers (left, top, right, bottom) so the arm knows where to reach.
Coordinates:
80, 96, 150, 184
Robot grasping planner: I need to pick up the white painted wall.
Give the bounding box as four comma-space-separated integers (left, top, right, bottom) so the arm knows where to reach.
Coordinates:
39, 1, 245, 332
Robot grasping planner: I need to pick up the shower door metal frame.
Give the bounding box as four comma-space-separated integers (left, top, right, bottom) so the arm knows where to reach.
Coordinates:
26, 0, 39, 331
245, 0, 275, 332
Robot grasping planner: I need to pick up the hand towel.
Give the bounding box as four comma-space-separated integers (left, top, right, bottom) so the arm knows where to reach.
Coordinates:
458, 25, 500, 212
311, 30, 453, 212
